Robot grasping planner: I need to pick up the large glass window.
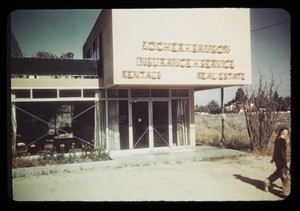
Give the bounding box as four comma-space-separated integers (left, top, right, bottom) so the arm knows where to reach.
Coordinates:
119, 100, 129, 150
12, 88, 192, 154
94, 100, 106, 150
14, 102, 95, 154
94, 91, 106, 150
108, 100, 120, 150
172, 99, 190, 146
108, 100, 129, 150
153, 101, 169, 147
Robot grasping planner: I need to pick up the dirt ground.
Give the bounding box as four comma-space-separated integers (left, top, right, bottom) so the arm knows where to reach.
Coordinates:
9, 152, 294, 204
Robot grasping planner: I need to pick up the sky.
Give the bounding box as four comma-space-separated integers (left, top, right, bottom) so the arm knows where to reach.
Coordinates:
195, 8, 291, 106
10, 8, 291, 106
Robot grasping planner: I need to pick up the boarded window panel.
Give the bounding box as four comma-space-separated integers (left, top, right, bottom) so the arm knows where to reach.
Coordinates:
13, 89, 30, 98
118, 89, 128, 98
151, 89, 169, 97
33, 89, 57, 98
172, 89, 189, 97
107, 89, 128, 98
131, 89, 150, 98
83, 89, 97, 98
59, 90, 81, 97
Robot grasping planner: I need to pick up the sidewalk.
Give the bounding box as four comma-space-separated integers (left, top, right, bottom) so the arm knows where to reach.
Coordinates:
110, 145, 247, 166
13, 145, 280, 202
12, 145, 248, 178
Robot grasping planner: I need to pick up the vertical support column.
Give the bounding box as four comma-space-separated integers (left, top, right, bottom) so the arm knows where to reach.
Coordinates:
11, 94, 17, 155
93, 94, 100, 149
128, 89, 133, 150
189, 88, 196, 147
168, 92, 172, 148
149, 101, 154, 149
105, 89, 109, 152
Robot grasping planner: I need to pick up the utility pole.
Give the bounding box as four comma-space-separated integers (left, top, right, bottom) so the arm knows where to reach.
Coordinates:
221, 88, 225, 145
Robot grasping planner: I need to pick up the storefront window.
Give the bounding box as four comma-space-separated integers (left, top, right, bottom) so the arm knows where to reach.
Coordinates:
94, 91, 106, 150
107, 89, 128, 98
131, 89, 150, 98
172, 99, 190, 146
172, 89, 189, 97
108, 100, 120, 150
108, 99, 129, 150
151, 89, 169, 97
83, 89, 98, 98
14, 101, 96, 154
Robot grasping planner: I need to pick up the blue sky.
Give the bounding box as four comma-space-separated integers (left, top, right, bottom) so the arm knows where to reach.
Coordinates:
10, 9, 101, 59
195, 8, 291, 106
10, 8, 291, 106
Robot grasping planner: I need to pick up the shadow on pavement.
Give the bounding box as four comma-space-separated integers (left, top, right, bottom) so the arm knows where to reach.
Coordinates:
233, 174, 283, 198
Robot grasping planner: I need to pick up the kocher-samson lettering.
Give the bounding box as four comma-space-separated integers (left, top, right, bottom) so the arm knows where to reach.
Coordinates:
142, 41, 230, 54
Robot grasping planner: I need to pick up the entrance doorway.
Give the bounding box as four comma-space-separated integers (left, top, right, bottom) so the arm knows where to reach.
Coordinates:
132, 101, 149, 149
132, 100, 169, 149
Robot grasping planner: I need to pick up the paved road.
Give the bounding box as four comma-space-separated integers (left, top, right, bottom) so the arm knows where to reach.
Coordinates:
10, 146, 291, 203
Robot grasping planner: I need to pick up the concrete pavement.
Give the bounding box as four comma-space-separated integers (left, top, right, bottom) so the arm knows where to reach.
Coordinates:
12, 145, 248, 178
109, 145, 247, 166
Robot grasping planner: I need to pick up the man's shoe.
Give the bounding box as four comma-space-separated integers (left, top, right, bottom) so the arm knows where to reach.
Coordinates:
264, 179, 270, 192
281, 192, 289, 199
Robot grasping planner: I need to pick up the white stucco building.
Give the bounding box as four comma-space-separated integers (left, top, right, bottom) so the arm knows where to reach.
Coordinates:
10, 9, 251, 156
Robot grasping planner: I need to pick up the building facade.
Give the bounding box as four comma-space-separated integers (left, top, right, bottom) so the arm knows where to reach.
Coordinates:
10, 9, 251, 156
11, 31, 23, 57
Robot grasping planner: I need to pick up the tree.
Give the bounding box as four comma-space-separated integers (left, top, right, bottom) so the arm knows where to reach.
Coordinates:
35, 51, 74, 59
224, 88, 246, 113
60, 52, 74, 59
195, 105, 209, 113
282, 96, 291, 111
35, 51, 58, 58
240, 72, 280, 151
276, 96, 291, 112
207, 100, 220, 114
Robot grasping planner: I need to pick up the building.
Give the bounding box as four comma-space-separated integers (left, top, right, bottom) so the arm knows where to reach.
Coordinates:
10, 57, 101, 154
10, 9, 251, 156
11, 31, 23, 57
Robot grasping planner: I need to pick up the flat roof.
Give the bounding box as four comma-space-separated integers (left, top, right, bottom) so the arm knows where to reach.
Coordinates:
10, 57, 101, 76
